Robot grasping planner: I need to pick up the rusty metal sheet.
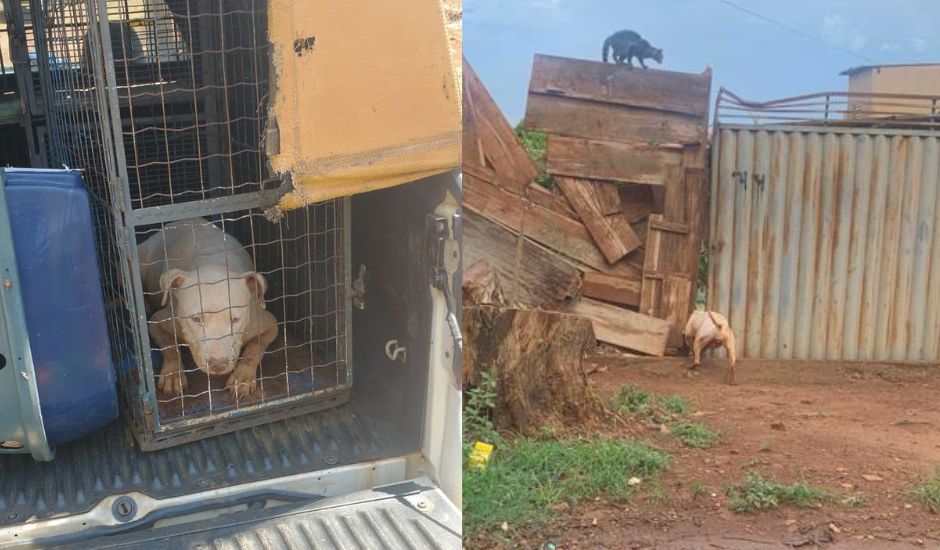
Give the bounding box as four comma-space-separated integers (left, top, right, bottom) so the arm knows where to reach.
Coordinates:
709, 126, 940, 361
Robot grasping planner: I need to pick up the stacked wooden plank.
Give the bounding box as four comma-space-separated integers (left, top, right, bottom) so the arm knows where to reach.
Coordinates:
523, 54, 713, 350
463, 56, 675, 356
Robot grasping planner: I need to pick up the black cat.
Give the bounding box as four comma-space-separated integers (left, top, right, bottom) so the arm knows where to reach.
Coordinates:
602, 29, 663, 69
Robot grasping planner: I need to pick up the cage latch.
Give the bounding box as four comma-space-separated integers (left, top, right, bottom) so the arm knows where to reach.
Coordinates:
426, 214, 463, 381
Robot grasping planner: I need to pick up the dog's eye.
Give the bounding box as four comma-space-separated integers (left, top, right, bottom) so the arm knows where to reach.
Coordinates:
191, 315, 203, 324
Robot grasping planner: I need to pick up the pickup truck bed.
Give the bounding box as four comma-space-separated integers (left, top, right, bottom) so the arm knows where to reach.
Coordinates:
0, 403, 426, 548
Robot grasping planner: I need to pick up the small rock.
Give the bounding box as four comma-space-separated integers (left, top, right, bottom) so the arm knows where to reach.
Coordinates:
730, 449, 740, 455
659, 425, 671, 434
785, 519, 798, 526
628, 477, 642, 486
841, 483, 854, 490
904, 503, 912, 509
771, 422, 786, 431
829, 523, 842, 534
916, 539, 924, 545
692, 411, 705, 417
501, 522, 509, 531
592, 517, 598, 526
861, 474, 884, 482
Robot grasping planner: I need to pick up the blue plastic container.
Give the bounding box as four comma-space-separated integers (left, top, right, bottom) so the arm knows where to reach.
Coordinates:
0, 168, 118, 460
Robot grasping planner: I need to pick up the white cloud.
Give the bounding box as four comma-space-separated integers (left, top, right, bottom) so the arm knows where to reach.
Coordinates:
821, 13, 867, 51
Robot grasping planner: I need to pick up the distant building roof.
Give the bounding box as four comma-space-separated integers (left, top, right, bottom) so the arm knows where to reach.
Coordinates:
840, 63, 940, 76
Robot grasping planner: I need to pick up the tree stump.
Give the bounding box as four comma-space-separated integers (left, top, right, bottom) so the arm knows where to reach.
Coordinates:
462, 259, 506, 307
463, 306, 605, 435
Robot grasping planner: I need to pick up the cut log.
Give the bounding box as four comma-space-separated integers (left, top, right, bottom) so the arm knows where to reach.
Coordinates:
556, 176, 641, 263
570, 298, 670, 356
581, 272, 641, 308
463, 260, 507, 307
463, 211, 580, 309
463, 306, 604, 434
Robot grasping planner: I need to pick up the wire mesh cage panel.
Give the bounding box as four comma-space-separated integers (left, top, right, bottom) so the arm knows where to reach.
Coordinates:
130, 206, 351, 448
34, 0, 352, 449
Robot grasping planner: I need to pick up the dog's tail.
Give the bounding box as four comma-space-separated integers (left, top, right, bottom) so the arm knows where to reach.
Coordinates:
707, 310, 724, 329
602, 36, 612, 63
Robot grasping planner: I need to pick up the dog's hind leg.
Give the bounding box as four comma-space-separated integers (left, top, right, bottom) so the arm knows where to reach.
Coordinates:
724, 333, 738, 385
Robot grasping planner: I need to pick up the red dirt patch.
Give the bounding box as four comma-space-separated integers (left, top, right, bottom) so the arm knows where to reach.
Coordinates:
533, 355, 940, 549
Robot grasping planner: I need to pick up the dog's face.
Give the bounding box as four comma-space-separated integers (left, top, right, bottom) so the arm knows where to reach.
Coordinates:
652, 48, 663, 64
160, 265, 267, 376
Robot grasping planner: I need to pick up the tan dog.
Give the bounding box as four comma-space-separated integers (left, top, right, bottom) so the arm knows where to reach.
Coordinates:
138, 218, 278, 398
682, 310, 737, 384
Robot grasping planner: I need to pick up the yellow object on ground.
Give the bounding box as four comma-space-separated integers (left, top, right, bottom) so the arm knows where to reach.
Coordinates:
268, 0, 461, 210
468, 441, 494, 470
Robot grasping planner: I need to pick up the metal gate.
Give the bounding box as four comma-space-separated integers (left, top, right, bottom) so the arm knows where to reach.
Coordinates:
709, 89, 940, 361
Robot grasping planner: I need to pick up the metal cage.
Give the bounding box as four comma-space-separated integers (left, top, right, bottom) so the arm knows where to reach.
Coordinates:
32, 0, 351, 450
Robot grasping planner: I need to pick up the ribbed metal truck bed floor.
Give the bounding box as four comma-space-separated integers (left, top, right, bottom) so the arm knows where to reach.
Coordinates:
52, 478, 460, 550
0, 403, 406, 527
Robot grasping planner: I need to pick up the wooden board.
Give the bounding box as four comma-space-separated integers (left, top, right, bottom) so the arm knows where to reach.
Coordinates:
463, 211, 580, 309
525, 182, 578, 220
556, 176, 641, 263
529, 54, 711, 117
593, 181, 622, 215
570, 298, 670, 356
526, 93, 705, 146
546, 135, 681, 185
464, 57, 539, 190
464, 173, 637, 276
581, 272, 641, 307
619, 184, 657, 223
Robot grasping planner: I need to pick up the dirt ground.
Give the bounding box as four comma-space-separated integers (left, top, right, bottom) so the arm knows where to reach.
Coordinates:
538, 355, 940, 550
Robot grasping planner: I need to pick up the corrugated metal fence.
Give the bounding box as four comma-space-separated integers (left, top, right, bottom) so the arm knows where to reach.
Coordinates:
709, 90, 940, 361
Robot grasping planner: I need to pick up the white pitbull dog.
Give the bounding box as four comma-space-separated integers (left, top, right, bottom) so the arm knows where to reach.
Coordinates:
138, 217, 278, 398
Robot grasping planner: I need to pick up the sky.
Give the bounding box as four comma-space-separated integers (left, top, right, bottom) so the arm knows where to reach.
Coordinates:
464, 0, 940, 125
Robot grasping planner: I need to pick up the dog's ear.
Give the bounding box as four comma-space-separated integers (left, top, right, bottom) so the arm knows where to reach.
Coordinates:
242, 271, 268, 309
159, 269, 187, 308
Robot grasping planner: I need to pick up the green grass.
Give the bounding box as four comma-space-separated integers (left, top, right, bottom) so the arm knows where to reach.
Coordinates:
670, 421, 718, 449
615, 385, 652, 415
913, 471, 940, 514
613, 385, 719, 448
726, 473, 830, 513
842, 493, 866, 508
659, 394, 690, 416
464, 438, 669, 538
690, 481, 711, 500
514, 124, 555, 188
464, 369, 501, 448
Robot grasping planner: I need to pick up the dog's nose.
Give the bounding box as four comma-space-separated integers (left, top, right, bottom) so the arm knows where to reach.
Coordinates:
207, 357, 230, 373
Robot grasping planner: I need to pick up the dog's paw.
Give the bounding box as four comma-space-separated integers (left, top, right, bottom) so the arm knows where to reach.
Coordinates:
226, 367, 258, 399
158, 366, 188, 395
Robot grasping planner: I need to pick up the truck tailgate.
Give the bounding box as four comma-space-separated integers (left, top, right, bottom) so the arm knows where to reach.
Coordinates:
52, 478, 460, 550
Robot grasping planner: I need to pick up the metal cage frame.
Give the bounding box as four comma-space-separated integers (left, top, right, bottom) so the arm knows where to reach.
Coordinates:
33, 0, 352, 450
